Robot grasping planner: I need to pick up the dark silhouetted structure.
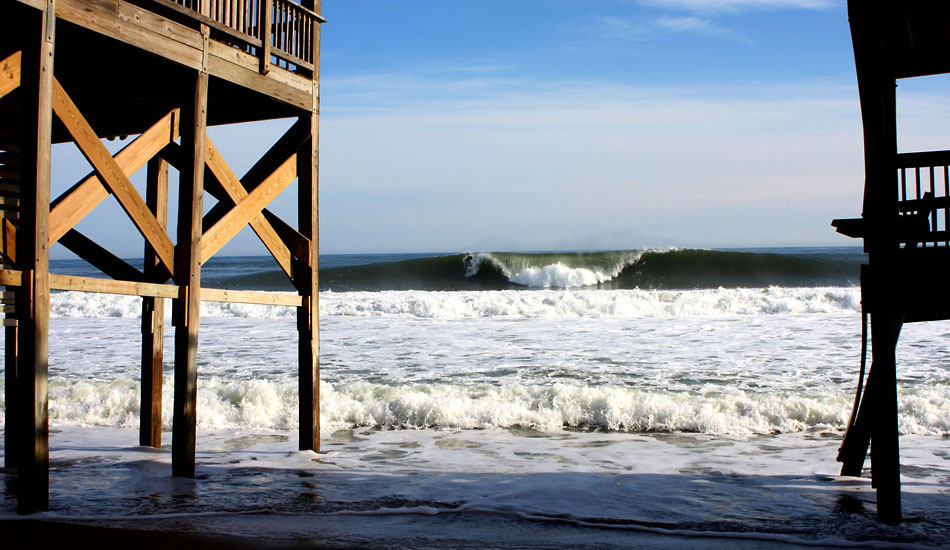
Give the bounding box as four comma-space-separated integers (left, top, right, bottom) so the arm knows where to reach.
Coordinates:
833, 0, 950, 524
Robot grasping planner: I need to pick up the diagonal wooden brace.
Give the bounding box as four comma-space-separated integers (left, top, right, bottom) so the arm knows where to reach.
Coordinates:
0, 51, 21, 100
204, 138, 294, 277
201, 153, 297, 263
50, 78, 176, 276
49, 109, 180, 245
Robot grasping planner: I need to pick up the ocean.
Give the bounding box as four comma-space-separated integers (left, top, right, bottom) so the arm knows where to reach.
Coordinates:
2, 246, 949, 548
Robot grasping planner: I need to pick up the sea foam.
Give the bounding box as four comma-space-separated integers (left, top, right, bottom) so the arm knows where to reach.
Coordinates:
48, 286, 862, 321
25, 377, 950, 436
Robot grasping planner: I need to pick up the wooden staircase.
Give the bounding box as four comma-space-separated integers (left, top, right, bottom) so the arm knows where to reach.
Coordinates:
0, 85, 20, 327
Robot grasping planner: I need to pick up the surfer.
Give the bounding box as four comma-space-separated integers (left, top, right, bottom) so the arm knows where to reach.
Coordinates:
464, 255, 473, 266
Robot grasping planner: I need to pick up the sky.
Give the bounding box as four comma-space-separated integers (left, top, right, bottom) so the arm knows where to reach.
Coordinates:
49, 0, 950, 257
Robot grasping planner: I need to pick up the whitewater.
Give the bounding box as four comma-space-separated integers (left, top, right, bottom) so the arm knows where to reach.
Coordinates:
2, 249, 950, 548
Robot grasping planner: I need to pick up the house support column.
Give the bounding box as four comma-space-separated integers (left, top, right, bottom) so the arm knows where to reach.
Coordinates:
297, 0, 320, 453
172, 67, 207, 477
15, 2, 54, 514
140, 155, 169, 447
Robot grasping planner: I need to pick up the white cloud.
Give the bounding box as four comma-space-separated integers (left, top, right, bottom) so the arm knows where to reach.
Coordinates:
639, 0, 838, 13
318, 72, 876, 250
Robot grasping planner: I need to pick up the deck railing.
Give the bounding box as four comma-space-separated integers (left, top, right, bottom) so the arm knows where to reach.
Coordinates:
153, 0, 321, 75
895, 150, 950, 247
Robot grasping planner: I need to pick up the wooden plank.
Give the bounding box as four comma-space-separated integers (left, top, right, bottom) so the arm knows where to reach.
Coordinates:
201, 287, 301, 306
51, 78, 176, 275
48, 273, 179, 299
261, 209, 310, 265
49, 109, 179, 245
0, 51, 21, 100
54, 0, 203, 70
206, 38, 312, 93
58, 229, 145, 282
15, 4, 54, 513
3, 218, 16, 265
895, 150, 950, 169
141, 156, 169, 448
0, 269, 23, 287
172, 68, 207, 479
205, 48, 312, 111
204, 137, 293, 277
200, 152, 296, 263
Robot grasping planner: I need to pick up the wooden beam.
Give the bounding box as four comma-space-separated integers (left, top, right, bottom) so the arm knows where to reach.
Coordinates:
201, 287, 302, 307
48, 274, 178, 299
0, 51, 21, 100
261, 209, 311, 266
50, 80, 176, 275
2, 218, 16, 265
58, 230, 145, 282
53, 0, 203, 70
15, 4, 54, 514
204, 137, 293, 277
172, 68, 208, 479
200, 152, 297, 263
49, 109, 179, 245
141, 156, 169, 447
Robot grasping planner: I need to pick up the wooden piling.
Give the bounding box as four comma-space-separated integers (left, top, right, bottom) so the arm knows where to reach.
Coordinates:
140, 156, 169, 448
172, 65, 208, 479
15, 2, 53, 514
297, 0, 320, 453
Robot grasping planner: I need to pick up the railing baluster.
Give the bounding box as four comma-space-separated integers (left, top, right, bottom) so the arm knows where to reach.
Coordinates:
945, 165, 949, 246
901, 167, 907, 202
930, 165, 937, 247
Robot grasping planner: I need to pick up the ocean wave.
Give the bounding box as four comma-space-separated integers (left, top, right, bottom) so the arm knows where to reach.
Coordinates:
314, 248, 863, 291
9, 377, 947, 436
47, 287, 861, 321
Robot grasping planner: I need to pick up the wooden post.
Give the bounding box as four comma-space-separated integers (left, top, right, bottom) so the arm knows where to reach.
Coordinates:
845, 1, 903, 524
869, 308, 902, 523
16, 1, 54, 514
140, 156, 169, 447
258, 0, 272, 75
297, 0, 319, 452
4, 324, 18, 469
172, 65, 207, 478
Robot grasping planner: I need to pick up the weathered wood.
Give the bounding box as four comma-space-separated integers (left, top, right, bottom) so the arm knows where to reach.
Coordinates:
204, 137, 292, 276
58, 230, 144, 282
259, 0, 272, 75
172, 67, 207, 479
50, 79, 176, 275
141, 155, 169, 448
48, 273, 178, 298
3, 218, 16, 265
297, 0, 320, 454
205, 45, 312, 111
54, 0, 203, 71
49, 109, 179, 245
0, 50, 21, 99
200, 152, 296, 263
261, 209, 310, 266
201, 287, 302, 306
15, 4, 54, 514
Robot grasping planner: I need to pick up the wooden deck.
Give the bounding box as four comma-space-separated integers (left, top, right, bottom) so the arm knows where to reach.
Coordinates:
1, 0, 322, 514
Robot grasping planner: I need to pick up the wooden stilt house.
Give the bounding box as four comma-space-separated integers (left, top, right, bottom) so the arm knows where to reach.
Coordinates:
833, 0, 950, 524
0, 0, 323, 513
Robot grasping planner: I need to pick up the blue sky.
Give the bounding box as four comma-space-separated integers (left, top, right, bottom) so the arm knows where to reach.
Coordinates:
49, 0, 950, 257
